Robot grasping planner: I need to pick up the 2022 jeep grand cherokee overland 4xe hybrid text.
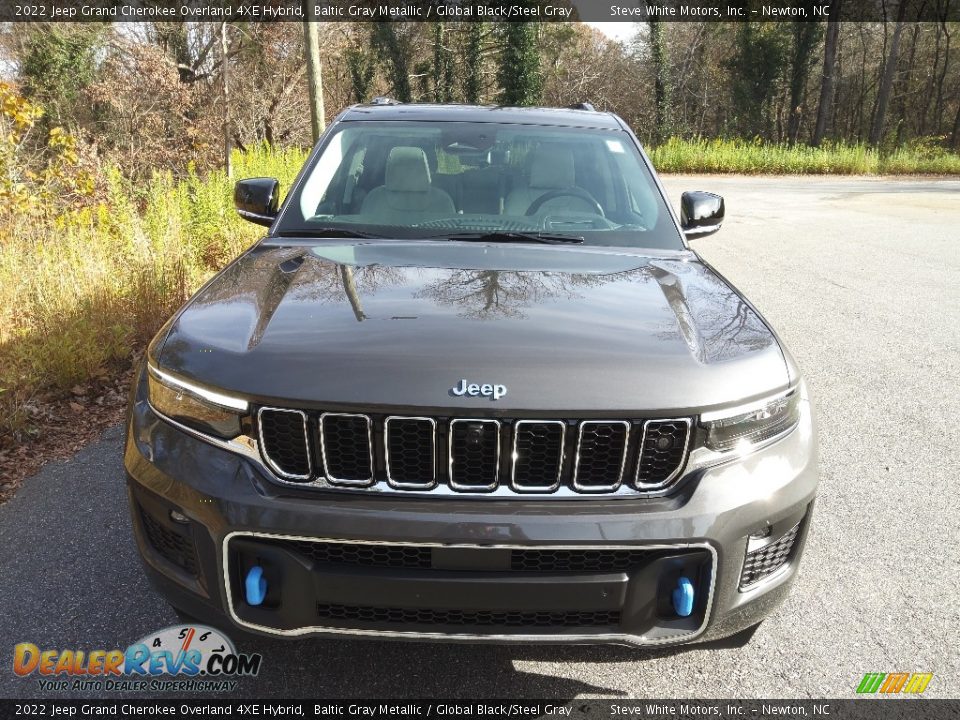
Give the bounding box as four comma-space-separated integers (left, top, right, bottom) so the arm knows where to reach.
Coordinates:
125, 102, 818, 648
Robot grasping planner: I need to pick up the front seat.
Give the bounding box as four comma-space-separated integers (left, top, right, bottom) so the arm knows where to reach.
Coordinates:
360, 146, 456, 223
504, 146, 598, 216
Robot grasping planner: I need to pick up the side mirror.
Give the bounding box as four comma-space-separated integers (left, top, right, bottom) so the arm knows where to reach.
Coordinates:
680, 191, 724, 239
234, 178, 280, 227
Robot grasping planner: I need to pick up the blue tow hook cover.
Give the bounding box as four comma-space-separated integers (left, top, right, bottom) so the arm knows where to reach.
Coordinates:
672, 576, 695, 617
245, 566, 267, 606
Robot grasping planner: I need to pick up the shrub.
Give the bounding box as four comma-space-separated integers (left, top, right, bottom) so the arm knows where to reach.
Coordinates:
0, 143, 306, 439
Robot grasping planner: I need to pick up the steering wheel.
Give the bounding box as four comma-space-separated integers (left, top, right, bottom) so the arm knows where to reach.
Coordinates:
526, 188, 604, 217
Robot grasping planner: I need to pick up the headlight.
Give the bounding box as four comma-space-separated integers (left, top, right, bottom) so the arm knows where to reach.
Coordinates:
701, 389, 801, 452
147, 365, 247, 439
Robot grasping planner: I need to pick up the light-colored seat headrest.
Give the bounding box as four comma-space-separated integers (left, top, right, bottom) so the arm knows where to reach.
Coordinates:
385, 146, 432, 193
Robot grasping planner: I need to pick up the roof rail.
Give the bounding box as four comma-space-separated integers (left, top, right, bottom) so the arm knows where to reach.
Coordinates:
370, 96, 402, 106
567, 102, 596, 112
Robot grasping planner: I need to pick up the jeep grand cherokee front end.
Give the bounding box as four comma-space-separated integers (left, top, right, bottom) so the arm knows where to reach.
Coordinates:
125, 103, 818, 647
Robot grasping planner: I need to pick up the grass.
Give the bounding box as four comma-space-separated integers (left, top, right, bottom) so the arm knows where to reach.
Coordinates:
1, 137, 957, 440
649, 137, 960, 175
0, 144, 306, 438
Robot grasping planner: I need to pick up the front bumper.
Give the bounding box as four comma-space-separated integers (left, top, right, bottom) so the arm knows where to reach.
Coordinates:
124, 378, 818, 648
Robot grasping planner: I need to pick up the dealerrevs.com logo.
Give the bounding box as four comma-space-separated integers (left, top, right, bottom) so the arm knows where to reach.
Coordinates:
13, 624, 262, 693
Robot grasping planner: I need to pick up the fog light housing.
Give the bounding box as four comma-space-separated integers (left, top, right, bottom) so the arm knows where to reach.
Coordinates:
740, 523, 800, 589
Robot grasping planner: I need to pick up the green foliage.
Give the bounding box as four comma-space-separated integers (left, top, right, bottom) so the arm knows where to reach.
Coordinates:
371, 24, 412, 103
648, 18, 671, 143
497, 20, 542, 106
432, 23, 455, 103
729, 23, 790, 137
19, 25, 104, 128
649, 137, 960, 175
463, 23, 485, 104
0, 144, 307, 438
786, 21, 824, 143
0, 83, 95, 219
346, 48, 375, 104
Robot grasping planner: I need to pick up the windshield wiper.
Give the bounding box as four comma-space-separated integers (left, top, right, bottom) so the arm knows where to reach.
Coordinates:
426, 231, 584, 245
276, 228, 384, 239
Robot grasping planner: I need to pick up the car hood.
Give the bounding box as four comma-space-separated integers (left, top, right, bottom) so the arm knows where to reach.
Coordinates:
156, 241, 789, 413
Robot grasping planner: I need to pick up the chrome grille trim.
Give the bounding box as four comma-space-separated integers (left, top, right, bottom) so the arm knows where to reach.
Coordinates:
319, 412, 374, 487
635, 417, 692, 490
250, 408, 695, 497
384, 416, 437, 490
511, 420, 566, 493
257, 407, 312, 481
448, 418, 501, 492
222, 531, 719, 646
572, 421, 631, 492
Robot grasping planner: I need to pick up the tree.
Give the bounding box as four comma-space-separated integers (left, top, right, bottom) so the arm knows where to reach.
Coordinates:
85, 39, 220, 175
19, 24, 104, 129
371, 24, 412, 102
786, 21, 823, 144
346, 48, 375, 103
497, 21, 542, 106
952, 98, 960, 150
432, 23, 454, 103
225, 24, 312, 148
148, 22, 223, 85
870, 1, 907, 146
812, 1, 842, 146
463, 23, 485, 103
648, 15, 671, 142
303, 20, 326, 142
0, 82, 95, 219
729, 23, 789, 137
220, 23, 231, 177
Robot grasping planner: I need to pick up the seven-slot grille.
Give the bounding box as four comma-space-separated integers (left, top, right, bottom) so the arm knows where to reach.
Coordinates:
257, 410, 692, 495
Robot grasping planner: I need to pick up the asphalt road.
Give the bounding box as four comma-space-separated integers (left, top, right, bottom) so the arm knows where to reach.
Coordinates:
1, 175, 958, 700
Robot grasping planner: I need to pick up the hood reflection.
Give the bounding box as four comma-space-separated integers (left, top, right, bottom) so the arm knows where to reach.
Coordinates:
157, 242, 787, 412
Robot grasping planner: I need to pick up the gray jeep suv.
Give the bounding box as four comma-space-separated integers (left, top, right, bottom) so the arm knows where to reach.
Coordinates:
125, 102, 818, 648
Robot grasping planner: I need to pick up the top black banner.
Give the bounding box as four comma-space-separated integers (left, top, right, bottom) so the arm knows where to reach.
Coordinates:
1, 0, 957, 23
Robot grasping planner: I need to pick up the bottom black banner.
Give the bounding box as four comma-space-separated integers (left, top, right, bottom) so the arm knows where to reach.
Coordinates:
1, 700, 958, 720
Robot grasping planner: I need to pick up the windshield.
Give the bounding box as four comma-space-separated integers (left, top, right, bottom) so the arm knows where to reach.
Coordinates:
276, 120, 683, 250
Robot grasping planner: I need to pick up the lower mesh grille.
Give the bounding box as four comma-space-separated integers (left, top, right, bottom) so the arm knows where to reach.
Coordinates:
288, 540, 433, 569
316, 603, 621, 628
139, 507, 198, 576
511, 548, 655, 572
740, 523, 800, 589
264, 539, 658, 574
